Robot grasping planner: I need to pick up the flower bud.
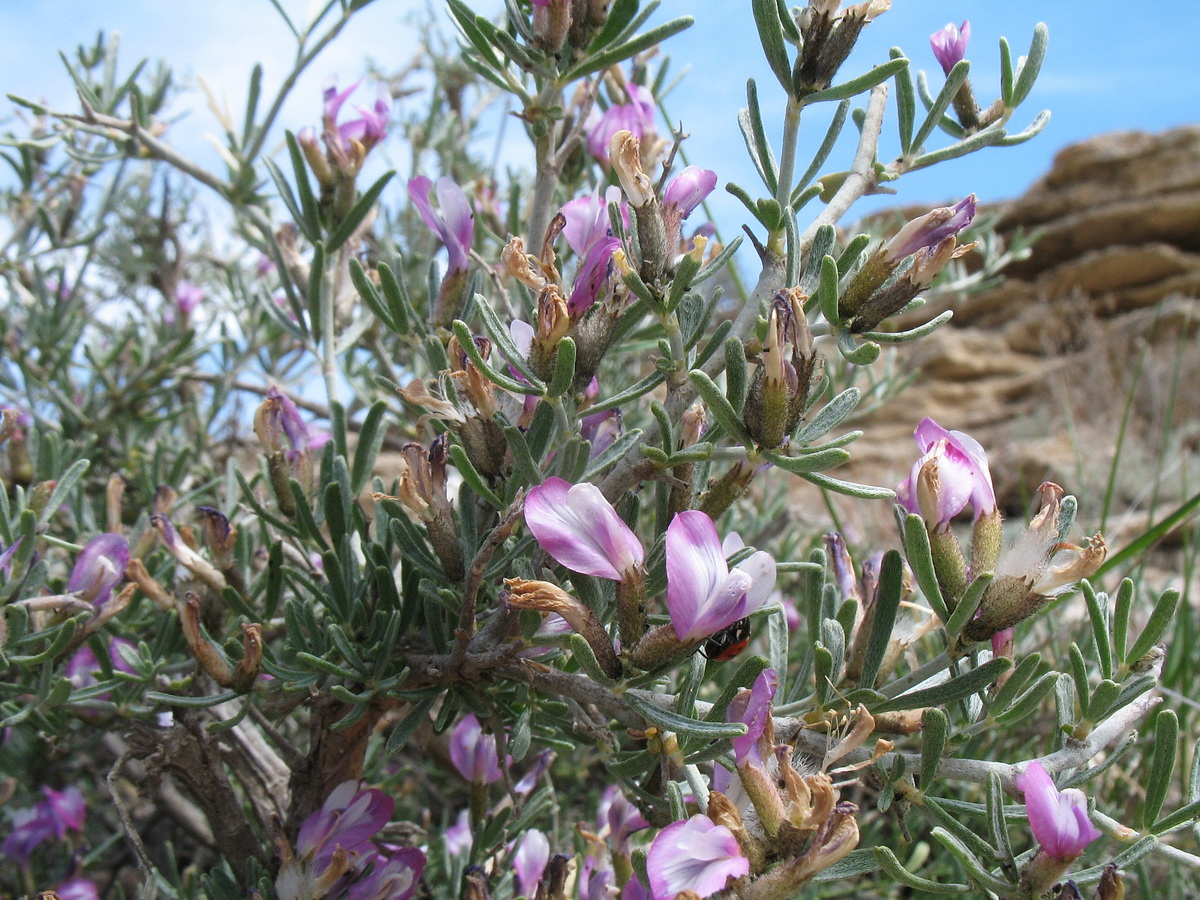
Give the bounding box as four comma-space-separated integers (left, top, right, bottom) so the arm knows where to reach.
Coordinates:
744, 290, 821, 448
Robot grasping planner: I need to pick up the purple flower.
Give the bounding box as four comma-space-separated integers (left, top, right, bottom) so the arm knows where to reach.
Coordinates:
581, 408, 622, 460
586, 83, 657, 165
727, 668, 777, 768
448, 713, 504, 785
513, 829, 550, 896
568, 235, 622, 315
885, 195, 976, 261
1, 785, 87, 867
597, 785, 649, 856
930, 20, 971, 75
646, 815, 749, 900
896, 417, 996, 527
524, 477, 645, 582
68, 534, 129, 607
65, 637, 137, 696
1015, 761, 1101, 860
663, 167, 717, 220
348, 847, 426, 900
174, 281, 203, 317
408, 176, 475, 274
444, 809, 473, 856
323, 77, 389, 153
258, 387, 331, 458
514, 749, 556, 796
561, 186, 626, 256
55, 879, 100, 900
665, 511, 775, 643
295, 781, 395, 872
0, 536, 22, 576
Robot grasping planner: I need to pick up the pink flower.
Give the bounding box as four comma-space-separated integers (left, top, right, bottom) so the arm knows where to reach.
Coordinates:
444, 809, 473, 856
174, 281, 204, 317
930, 20, 971, 75
663, 167, 717, 220
524, 477, 644, 582
65, 637, 137, 698
55, 879, 100, 900
727, 668, 777, 768
586, 83, 656, 165
323, 77, 389, 153
448, 713, 504, 785
1015, 761, 1101, 860
347, 847, 426, 900
665, 511, 775, 643
295, 781, 395, 871
0, 536, 24, 576
68, 534, 129, 608
885, 196, 976, 262
1, 785, 87, 867
259, 387, 332, 458
896, 417, 996, 528
561, 186, 626, 257
408, 176, 475, 274
568, 235, 622, 315
597, 785, 650, 856
513, 829, 551, 896
646, 815, 749, 900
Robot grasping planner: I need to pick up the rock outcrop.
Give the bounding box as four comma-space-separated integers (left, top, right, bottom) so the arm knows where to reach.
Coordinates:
841, 126, 1200, 545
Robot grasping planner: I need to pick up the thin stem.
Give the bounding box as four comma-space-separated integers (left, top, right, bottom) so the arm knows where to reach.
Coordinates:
795, 83, 887, 260
525, 83, 566, 250
320, 252, 340, 406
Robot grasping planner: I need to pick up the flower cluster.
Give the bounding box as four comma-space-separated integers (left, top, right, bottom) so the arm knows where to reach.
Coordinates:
276, 782, 425, 900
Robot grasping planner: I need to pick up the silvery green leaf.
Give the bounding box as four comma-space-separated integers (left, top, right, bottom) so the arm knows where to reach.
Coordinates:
859, 550, 904, 690
902, 512, 951, 624
930, 828, 1014, 895
920, 707, 949, 789
1126, 588, 1180, 665
891, 46, 915, 153
1143, 709, 1179, 829
629, 695, 748, 739
873, 657, 1011, 714
873, 846, 969, 894
795, 100, 849, 194
1011, 22, 1049, 108
806, 57, 908, 104
911, 58, 969, 154
944, 573, 992, 641
751, 0, 793, 96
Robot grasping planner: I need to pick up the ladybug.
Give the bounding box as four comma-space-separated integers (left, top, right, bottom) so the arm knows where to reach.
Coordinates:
702, 617, 752, 661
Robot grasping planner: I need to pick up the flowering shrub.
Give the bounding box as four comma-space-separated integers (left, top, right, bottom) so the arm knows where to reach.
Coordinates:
0, 3, 1192, 900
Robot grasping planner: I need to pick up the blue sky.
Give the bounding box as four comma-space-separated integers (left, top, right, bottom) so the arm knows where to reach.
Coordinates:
2, 0, 1197, 232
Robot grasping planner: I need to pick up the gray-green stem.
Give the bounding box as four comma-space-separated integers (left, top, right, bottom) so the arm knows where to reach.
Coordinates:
525, 84, 566, 251
773, 97, 803, 213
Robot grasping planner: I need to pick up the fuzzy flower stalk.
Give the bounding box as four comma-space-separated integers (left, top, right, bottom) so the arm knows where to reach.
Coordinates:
839, 195, 977, 332
964, 482, 1106, 643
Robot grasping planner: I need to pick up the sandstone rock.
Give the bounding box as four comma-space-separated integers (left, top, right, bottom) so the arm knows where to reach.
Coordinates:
841, 127, 1200, 527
